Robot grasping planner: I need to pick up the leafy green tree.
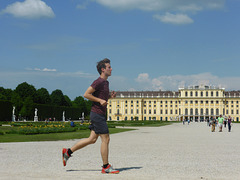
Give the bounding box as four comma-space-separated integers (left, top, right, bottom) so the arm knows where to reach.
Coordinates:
64, 95, 72, 107
50, 89, 67, 106
36, 88, 51, 104
15, 82, 37, 102
11, 92, 23, 118
0, 87, 13, 101
73, 96, 88, 114
20, 97, 34, 120
85, 99, 92, 115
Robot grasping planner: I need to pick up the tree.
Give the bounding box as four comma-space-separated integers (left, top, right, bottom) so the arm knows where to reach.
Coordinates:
50, 89, 67, 106
11, 92, 23, 118
73, 96, 88, 114
15, 82, 37, 102
64, 95, 72, 107
20, 97, 34, 120
0, 87, 13, 101
36, 88, 51, 104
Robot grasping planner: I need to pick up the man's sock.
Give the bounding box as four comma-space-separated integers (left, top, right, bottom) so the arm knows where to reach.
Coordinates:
67, 148, 73, 156
103, 163, 109, 168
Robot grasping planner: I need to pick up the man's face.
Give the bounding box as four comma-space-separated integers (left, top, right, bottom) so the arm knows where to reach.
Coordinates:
102, 63, 112, 76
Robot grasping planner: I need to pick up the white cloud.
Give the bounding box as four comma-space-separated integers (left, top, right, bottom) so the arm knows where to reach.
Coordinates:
95, 0, 225, 24
135, 73, 151, 83
134, 72, 240, 91
95, 0, 225, 12
153, 13, 193, 25
26, 68, 57, 72
76, 0, 91, 10
2, 0, 55, 19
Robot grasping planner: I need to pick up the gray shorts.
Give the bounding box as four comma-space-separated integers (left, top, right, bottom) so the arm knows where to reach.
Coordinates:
89, 111, 109, 134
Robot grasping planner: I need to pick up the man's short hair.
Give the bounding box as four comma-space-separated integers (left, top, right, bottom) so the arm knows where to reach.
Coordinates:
97, 58, 110, 75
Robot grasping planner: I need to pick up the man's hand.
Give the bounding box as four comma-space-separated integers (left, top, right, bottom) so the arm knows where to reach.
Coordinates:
99, 99, 107, 106
110, 91, 116, 98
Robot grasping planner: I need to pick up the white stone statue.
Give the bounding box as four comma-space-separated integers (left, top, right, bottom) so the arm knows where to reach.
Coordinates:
12, 106, 15, 115
12, 106, 16, 122
35, 108, 38, 116
62, 111, 65, 121
34, 108, 38, 122
82, 112, 84, 120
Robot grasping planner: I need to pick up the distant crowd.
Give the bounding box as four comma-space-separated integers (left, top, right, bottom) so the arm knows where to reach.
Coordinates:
183, 115, 233, 132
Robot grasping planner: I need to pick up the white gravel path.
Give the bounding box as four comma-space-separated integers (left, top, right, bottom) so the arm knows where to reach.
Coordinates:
1, 122, 240, 180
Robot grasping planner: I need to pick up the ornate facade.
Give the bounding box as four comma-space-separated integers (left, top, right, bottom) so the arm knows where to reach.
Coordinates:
108, 85, 240, 121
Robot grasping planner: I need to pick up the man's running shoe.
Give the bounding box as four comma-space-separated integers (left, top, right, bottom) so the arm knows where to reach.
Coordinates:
101, 164, 119, 174
62, 148, 71, 166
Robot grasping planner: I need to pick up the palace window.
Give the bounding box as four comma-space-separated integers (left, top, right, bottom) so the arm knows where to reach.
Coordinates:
206, 108, 209, 115
154, 109, 156, 114
190, 91, 193, 96
211, 108, 214, 115
190, 108, 193, 115
216, 109, 219, 115
185, 92, 188, 97
206, 91, 208, 97
201, 108, 203, 115
201, 92, 203, 97
211, 91, 213, 96
216, 92, 219, 97
195, 91, 198, 97
185, 108, 188, 115
195, 108, 198, 115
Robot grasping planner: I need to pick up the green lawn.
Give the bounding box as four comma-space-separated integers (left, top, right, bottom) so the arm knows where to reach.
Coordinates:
0, 120, 174, 143
0, 128, 134, 143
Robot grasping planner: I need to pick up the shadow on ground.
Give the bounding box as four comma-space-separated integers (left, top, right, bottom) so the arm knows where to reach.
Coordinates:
66, 166, 142, 172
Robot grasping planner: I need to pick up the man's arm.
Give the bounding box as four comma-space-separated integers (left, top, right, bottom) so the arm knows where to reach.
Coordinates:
84, 86, 107, 106
109, 91, 116, 99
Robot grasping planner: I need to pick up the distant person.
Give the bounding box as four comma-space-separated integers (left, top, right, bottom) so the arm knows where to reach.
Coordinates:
224, 117, 227, 128
70, 120, 75, 127
217, 115, 224, 132
62, 58, 119, 174
227, 115, 232, 132
211, 116, 216, 132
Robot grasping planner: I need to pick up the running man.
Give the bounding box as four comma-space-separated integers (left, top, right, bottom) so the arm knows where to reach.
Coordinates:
62, 58, 119, 174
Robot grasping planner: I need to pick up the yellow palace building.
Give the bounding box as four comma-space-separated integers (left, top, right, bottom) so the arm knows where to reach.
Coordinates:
108, 85, 240, 122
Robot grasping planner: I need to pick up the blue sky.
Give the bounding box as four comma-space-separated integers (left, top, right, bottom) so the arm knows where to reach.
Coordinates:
1, 0, 240, 100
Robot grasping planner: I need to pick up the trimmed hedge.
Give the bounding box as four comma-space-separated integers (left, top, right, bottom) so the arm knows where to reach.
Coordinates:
0, 100, 12, 121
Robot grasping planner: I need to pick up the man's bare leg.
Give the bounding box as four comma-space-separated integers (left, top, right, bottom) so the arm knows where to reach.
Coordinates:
100, 134, 110, 165
71, 130, 99, 152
